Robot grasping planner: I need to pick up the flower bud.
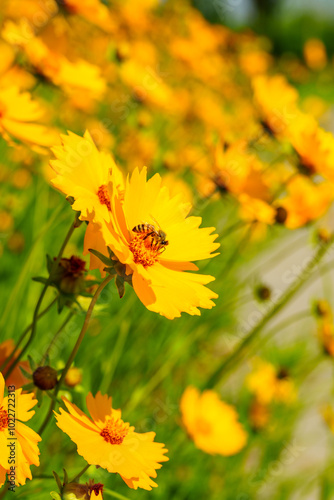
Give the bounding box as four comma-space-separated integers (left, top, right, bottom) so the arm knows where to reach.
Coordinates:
62, 483, 89, 500
64, 367, 82, 388
33, 366, 58, 390
256, 285, 271, 301
275, 206, 288, 224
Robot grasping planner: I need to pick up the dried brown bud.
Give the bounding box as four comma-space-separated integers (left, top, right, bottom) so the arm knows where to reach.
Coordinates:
275, 206, 288, 224
33, 366, 58, 390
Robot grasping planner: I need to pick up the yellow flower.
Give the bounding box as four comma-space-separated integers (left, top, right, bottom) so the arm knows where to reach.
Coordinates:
180, 386, 247, 456
213, 140, 270, 201
252, 74, 299, 137
51, 131, 219, 319
54, 392, 168, 491
0, 340, 30, 389
246, 359, 296, 405
0, 372, 41, 487
50, 131, 124, 224
0, 86, 59, 149
303, 38, 327, 71
60, 0, 115, 32
277, 175, 333, 229
286, 112, 334, 180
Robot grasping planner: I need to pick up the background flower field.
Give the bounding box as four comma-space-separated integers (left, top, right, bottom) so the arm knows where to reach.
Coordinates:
1, 0, 334, 499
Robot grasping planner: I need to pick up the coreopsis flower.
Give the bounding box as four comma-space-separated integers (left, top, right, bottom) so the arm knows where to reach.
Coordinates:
54, 392, 168, 491
286, 112, 334, 180
252, 74, 299, 137
238, 194, 276, 240
0, 372, 41, 487
50, 131, 124, 225
276, 175, 333, 229
0, 86, 59, 149
50, 131, 219, 319
303, 38, 327, 70
0, 340, 30, 389
212, 140, 270, 200
246, 359, 296, 405
180, 386, 247, 456
60, 0, 115, 33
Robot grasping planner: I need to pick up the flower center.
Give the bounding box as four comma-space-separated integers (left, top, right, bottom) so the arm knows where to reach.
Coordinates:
97, 185, 111, 211
129, 234, 161, 267
196, 418, 211, 435
0, 102, 6, 119
0, 406, 8, 431
100, 416, 129, 445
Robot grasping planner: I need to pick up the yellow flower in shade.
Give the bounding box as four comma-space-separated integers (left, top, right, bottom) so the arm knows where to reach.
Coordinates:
286, 112, 334, 180
0, 340, 30, 389
303, 38, 327, 71
246, 359, 296, 405
0, 372, 41, 487
0, 86, 59, 149
180, 386, 247, 456
277, 175, 333, 229
54, 392, 168, 491
213, 140, 270, 201
252, 74, 299, 137
60, 0, 115, 33
238, 194, 276, 241
51, 131, 219, 319
50, 131, 124, 224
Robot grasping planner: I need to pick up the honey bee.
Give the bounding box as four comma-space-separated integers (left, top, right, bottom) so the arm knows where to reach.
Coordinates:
132, 220, 169, 253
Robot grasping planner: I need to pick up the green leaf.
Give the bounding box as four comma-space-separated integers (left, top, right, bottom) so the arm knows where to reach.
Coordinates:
50, 492, 61, 500
88, 248, 114, 266
116, 276, 125, 299
28, 355, 37, 370
18, 365, 32, 379
63, 468, 68, 485
52, 471, 62, 493
32, 276, 49, 285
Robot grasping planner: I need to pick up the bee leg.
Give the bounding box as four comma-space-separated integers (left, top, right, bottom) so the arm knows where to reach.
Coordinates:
143, 231, 154, 241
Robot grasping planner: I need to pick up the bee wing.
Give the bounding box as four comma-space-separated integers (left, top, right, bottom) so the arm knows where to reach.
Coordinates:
149, 213, 162, 231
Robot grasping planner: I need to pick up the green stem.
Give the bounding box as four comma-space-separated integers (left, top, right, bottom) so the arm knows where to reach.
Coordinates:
70, 463, 91, 483
0, 296, 58, 372
103, 488, 131, 500
38, 274, 114, 435
40, 311, 75, 365
205, 235, 334, 389
5, 214, 81, 379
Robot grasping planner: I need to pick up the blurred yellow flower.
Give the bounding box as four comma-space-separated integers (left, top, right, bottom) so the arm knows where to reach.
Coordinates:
303, 38, 327, 71
55, 392, 168, 491
277, 175, 333, 229
252, 74, 299, 137
246, 359, 296, 405
0, 372, 41, 487
0, 86, 59, 149
0, 340, 30, 389
180, 386, 247, 456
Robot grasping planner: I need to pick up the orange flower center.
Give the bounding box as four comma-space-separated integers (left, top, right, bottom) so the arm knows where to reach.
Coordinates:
0, 101, 6, 119
195, 418, 211, 435
100, 416, 129, 445
129, 234, 160, 267
97, 185, 111, 211
0, 406, 8, 431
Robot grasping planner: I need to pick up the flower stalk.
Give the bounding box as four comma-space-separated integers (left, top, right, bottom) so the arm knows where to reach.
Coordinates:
39, 273, 114, 435
205, 234, 334, 389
